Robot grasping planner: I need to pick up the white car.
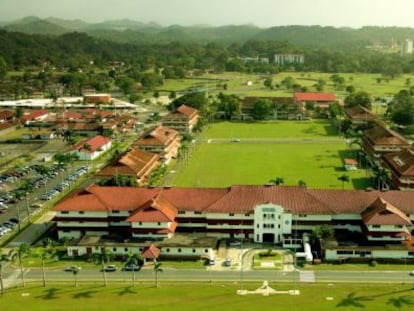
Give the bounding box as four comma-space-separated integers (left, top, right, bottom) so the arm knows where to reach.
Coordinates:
410, 271, 414, 276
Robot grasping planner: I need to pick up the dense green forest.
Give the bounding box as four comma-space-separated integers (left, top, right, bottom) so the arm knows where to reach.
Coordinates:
1, 26, 414, 76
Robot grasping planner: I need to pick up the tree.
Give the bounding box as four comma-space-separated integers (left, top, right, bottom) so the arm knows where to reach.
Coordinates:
0, 56, 7, 80
124, 252, 144, 287
337, 174, 350, 189
263, 77, 273, 89
92, 248, 114, 287
251, 99, 271, 120
9, 243, 30, 287
72, 266, 81, 287
388, 90, 414, 125
154, 261, 163, 288
344, 91, 372, 109
216, 93, 241, 120
311, 225, 334, 240
269, 177, 284, 185
19, 179, 33, 224
35, 239, 56, 287
372, 166, 391, 190
0, 247, 8, 294
298, 180, 307, 187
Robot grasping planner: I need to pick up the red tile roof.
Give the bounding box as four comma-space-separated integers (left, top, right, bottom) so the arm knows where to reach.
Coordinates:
384, 149, 414, 177
176, 104, 197, 118
364, 125, 409, 146
141, 244, 160, 259
135, 126, 179, 147
21, 109, 48, 122
53, 185, 414, 217
294, 92, 336, 102
361, 197, 412, 226
97, 148, 159, 178
71, 135, 111, 153
345, 105, 376, 121
127, 196, 177, 222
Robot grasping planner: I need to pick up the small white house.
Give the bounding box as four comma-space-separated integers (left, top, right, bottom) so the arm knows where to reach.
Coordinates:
69, 135, 112, 161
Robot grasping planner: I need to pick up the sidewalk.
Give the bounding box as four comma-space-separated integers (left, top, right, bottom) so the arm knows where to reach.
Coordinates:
6, 211, 56, 248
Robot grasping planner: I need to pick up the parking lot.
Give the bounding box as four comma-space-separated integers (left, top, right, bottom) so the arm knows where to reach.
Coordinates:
0, 162, 89, 239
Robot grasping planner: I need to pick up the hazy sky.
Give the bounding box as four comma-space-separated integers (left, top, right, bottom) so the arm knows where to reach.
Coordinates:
1, 0, 414, 28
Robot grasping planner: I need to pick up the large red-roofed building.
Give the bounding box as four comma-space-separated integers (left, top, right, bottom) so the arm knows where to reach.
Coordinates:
53, 184, 414, 260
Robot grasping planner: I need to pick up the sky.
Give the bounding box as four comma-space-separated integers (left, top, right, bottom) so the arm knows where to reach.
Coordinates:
1, 0, 414, 28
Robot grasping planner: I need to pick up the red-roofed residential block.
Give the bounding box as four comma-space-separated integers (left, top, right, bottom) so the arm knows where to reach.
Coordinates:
69, 135, 112, 160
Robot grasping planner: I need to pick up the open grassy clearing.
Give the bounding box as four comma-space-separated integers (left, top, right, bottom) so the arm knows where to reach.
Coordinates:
200, 120, 339, 139
172, 121, 368, 189
158, 71, 414, 99
171, 142, 369, 189
199, 71, 414, 99
2, 283, 414, 311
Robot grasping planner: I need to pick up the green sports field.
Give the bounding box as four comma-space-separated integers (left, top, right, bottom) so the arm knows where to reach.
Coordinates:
171, 121, 370, 189
2, 283, 413, 311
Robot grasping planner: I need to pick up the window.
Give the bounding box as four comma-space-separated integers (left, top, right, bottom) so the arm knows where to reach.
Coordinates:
299, 214, 307, 218
61, 211, 69, 214
178, 248, 181, 253
194, 211, 202, 215
124, 248, 128, 252
178, 211, 185, 215
229, 213, 234, 216
139, 222, 142, 226
166, 248, 170, 253
395, 225, 403, 229
158, 222, 161, 226
112, 211, 119, 214
204, 249, 209, 253
192, 249, 196, 253
337, 250, 353, 255
112, 248, 117, 252
257, 224, 260, 228
244, 213, 250, 217
408, 251, 414, 256
372, 225, 381, 228
79, 211, 84, 215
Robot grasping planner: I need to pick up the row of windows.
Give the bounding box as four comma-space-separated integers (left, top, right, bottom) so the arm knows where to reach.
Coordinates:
164, 248, 209, 253
337, 250, 372, 256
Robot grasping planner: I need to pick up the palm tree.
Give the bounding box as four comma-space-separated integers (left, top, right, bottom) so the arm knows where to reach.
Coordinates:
35, 239, 56, 287
124, 252, 144, 287
153, 261, 163, 288
9, 243, 30, 287
12, 191, 23, 231
337, 174, 350, 190
269, 177, 284, 185
93, 248, 113, 287
0, 247, 9, 295
297, 180, 307, 187
20, 179, 33, 224
72, 266, 81, 287
373, 166, 391, 190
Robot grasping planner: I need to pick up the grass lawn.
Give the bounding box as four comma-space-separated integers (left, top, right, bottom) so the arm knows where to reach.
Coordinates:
200, 120, 339, 139
172, 141, 369, 189
2, 283, 414, 311
198, 71, 414, 99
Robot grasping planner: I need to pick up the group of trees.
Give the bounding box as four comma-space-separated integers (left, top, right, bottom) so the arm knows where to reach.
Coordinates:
0, 241, 166, 293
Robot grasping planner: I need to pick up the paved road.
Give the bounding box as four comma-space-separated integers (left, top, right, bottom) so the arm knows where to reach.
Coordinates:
3, 266, 414, 289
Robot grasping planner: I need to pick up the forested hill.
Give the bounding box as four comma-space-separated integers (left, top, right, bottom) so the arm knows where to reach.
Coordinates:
2, 16, 414, 48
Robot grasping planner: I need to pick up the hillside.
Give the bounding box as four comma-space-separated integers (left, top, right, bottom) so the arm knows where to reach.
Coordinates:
2, 16, 414, 48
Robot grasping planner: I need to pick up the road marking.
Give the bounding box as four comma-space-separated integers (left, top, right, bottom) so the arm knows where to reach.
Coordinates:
299, 271, 315, 282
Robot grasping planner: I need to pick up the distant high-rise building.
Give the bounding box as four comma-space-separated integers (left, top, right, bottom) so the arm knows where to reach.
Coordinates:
274, 54, 305, 65
401, 39, 413, 56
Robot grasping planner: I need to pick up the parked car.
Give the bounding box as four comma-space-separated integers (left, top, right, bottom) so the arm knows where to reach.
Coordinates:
410, 270, 414, 276
103, 265, 117, 272
64, 265, 82, 272
228, 240, 241, 247
223, 258, 232, 266
123, 264, 140, 271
